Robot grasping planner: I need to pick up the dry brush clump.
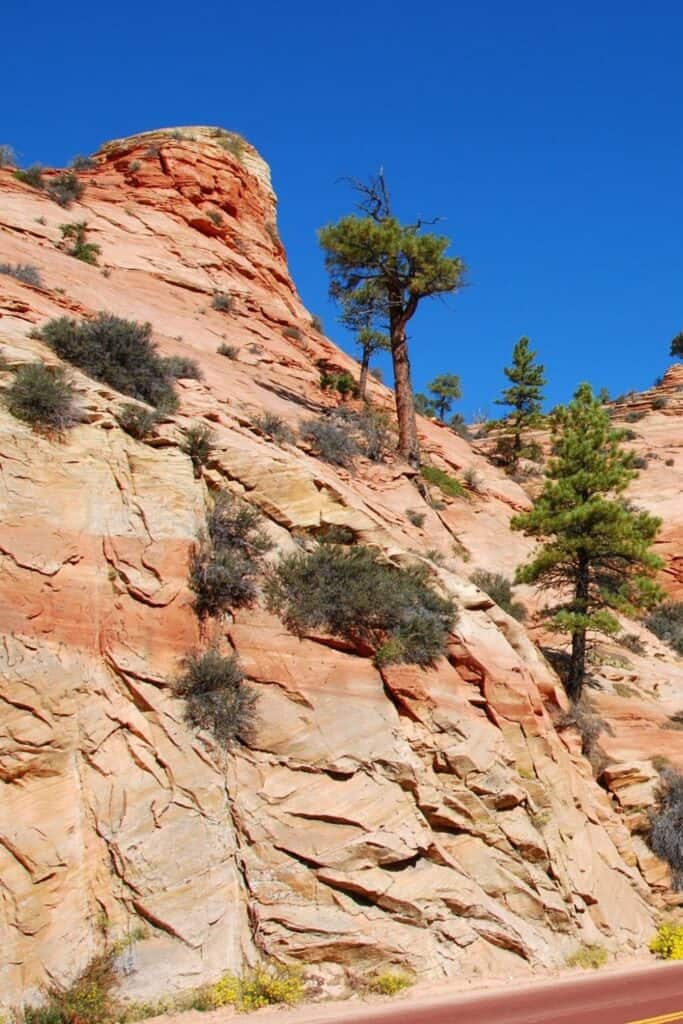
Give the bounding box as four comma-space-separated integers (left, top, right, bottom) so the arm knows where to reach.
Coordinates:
189, 491, 272, 618
649, 768, 683, 889
175, 649, 256, 748
5, 363, 78, 432
266, 543, 456, 665
34, 313, 178, 410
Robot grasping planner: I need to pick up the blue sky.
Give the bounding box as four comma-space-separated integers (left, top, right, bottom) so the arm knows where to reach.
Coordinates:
5, 0, 683, 417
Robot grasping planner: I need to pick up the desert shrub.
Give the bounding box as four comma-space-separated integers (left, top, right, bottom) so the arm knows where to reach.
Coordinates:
35, 313, 177, 408
666, 457, 675, 466
215, 132, 247, 162
357, 408, 392, 461
14, 164, 45, 189
633, 454, 648, 469
266, 544, 456, 665
310, 314, 324, 333
209, 963, 303, 1011
620, 427, 637, 441
253, 412, 294, 444
282, 325, 303, 341
652, 396, 668, 410
162, 355, 203, 380
0, 262, 42, 286
556, 701, 610, 776
180, 423, 214, 475
619, 632, 646, 654
421, 463, 466, 498
406, 509, 426, 528
470, 570, 527, 621
128, 160, 141, 173
624, 410, 645, 422
211, 292, 233, 312
317, 523, 355, 545
463, 466, 483, 491
70, 154, 96, 170
301, 415, 360, 467
217, 342, 238, 358
650, 922, 683, 960
0, 144, 17, 166
319, 368, 359, 398
58, 222, 101, 265
265, 220, 281, 246
449, 412, 471, 440
23, 951, 119, 1024
189, 491, 271, 616
566, 945, 608, 969
175, 649, 256, 747
6, 363, 77, 431
116, 403, 159, 440
646, 601, 683, 655
47, 171, 85, 208
207, 209, 223, 226
366, 970, 414, 996
649, 769, 683, 889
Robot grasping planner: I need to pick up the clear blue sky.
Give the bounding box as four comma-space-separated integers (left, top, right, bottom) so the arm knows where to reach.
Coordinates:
5, 0, 683, 417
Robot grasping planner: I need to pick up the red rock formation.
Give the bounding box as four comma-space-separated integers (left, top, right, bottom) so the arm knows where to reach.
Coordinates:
0, 127, 677, 1011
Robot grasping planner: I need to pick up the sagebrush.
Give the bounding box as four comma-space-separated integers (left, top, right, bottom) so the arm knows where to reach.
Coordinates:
266, 544, 456, 665
175, 649, 256, 747
6, 363, 77, 431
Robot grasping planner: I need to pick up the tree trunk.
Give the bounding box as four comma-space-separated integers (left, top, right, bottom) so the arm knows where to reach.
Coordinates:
390, 313, 420, 466
358, 347, 370, 402
566, 630, 586, 702
566, 556, 590, 701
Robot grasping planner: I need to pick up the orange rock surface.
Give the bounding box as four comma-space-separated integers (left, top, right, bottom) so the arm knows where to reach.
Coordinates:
0, 127, 680, 1011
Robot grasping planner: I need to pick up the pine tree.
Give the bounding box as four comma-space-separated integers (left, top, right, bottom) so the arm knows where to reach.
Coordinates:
427, 373, 462, 421
671, 331, 683, 358
338, 291, 389, 401
494, 336, 546, 470
319, 173, 466, 466
511, 382, 663, 701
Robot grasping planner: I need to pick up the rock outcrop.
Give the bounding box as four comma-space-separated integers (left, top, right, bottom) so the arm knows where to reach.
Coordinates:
0, 127, 679, 1011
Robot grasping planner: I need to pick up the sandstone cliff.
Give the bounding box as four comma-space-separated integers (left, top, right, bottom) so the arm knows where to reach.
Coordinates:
0, 127, 679, 1011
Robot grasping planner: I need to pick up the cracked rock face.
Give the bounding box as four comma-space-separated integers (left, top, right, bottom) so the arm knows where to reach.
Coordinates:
0, 127, 678, 1010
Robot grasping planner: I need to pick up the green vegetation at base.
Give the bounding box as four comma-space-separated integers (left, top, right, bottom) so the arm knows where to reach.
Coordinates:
565, 944, 608, 969
421, 463, 466, 498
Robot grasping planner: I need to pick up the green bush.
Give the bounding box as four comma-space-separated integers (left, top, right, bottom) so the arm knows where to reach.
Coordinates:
189, 491, 272, 617
470, 570, 526, 621
175, 649, 256, 747
266, 544, 456, 665
116, 403, 160, 441
35, 313, 177, 408
566, 944, 608, 969
58, 222, 101, 265
301, 415, 360, 467
624, 410, 645, 423
646, 601, 683, 655
449, 412, 471, 440
162, 355, 203, 380
421, 463, 466, 498
47, 171, 85, 208
14, 164, 45, 189
652, 396, 668, 410
180, 423, 214, 475
650, 922, 683, 960
6, 363, 77, 431
649, 769, 683, 889
253, 412, 294, 444
0, 262, 42, 286
319, 368, 358, 398
217, 342, 238, 359
23, 951, 118, 1024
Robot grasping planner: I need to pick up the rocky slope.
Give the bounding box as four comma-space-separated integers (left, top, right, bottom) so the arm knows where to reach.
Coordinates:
0, 127, 680, 1012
